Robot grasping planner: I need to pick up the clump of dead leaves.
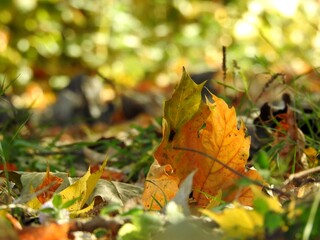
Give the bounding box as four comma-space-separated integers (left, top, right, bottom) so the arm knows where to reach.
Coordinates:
2, 68, 320, 240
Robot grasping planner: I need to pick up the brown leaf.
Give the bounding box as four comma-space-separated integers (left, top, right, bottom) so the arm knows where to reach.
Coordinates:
35, 166, 63, 204
273, 107, 305, 172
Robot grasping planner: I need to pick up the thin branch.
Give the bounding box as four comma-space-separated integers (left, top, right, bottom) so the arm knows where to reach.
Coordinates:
284, 166, 320, 185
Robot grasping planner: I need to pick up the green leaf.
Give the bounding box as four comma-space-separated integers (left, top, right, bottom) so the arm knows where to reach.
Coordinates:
254, 197, 270, 215
164, 67, 205, 131
119, 212, 164, 240
255, 150, 270, 169
61, 197, 80, 209
251, 186, 283, 214
100, 203, 122, 215
121, 207, 144, 217
39, 208, 56, 214
52, 194, 62, 208
265, 212, 284, 234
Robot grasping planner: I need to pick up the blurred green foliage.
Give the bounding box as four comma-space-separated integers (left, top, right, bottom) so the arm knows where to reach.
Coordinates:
0, 0, 319, 91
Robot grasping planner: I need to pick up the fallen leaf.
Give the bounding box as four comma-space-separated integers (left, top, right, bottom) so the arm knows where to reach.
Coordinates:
297, 182, 320, 199
303, 146, 318, 168
201, 186, 284, 239
144, 68, 263, 209
141, 160, 179, 210
273, 107, 305, 172
201, 205, 264, 239
22, 170, 141, 211
20, 172, 69, 198
26, 191, 42, 210
0, 163, 17, 171
26, 168, 65, 209
87, 180, 143, 206
251, 186, 283, 214
90, 165, 125, 181
21, 172, 69, 209
0, 171, 23, 192
35, 166, 64, 204
58, 159, 108, 213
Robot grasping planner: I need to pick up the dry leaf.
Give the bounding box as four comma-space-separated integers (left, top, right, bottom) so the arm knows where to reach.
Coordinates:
0, 163, 17, 171
35, 166, 64, 204
143, 68, 263, 209
141, 160, 179, 210
26, 161, 107, 212
303, 147, 318, 168
201, 186, 283, 239
26, 167, 64, 208
273, 107, 305, 172
251, 186, 283, 213
201, 205, 264, 239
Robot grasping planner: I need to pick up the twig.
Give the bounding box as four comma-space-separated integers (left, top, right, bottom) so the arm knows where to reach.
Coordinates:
173, 146, 289, 197
284, 166, 320, 186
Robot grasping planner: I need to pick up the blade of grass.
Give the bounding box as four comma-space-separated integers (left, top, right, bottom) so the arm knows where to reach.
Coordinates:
302, 189, 320, 240
0, 142, 13, 197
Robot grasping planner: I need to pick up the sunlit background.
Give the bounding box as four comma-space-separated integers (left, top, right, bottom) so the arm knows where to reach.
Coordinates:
0, 0, 319, 109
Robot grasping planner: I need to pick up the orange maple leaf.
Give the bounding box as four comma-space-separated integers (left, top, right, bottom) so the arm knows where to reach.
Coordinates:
142, 68, 263, 209
36, 166, 64, 204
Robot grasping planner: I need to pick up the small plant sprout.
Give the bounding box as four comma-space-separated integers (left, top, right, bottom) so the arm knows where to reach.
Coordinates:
39, 194, 77, 224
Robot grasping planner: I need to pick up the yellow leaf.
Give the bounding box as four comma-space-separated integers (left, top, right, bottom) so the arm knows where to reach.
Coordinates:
70, 200, 95, 217
201, 205, 264, 239
27, 197, 42, 209
26, 185, 42, 209
303, 146, 318, 168
251, 186, 283, 213
59, 159, 107, 212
